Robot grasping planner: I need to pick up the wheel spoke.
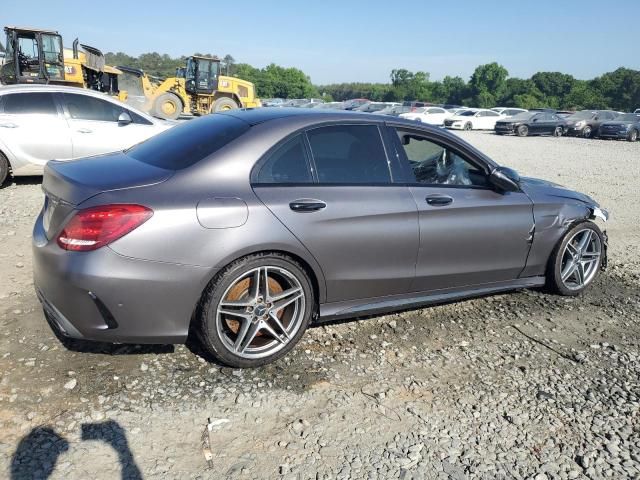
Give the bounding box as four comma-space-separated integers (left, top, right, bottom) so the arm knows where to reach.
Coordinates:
272, 288, 303, 312
577, 230, 592, 254
220, 299, 253, 308
576, 263, 586, 286
218, 308, 253, 320
260, 320, 286, 344
561, 260, 577, 282
236, 321, 261, 353
268, 311, 291, 340
262, 267, 270, 301
233, 318, 251, 352
250, 269, 261, 301
566, 243, 579, 257
581, 250, 600, 260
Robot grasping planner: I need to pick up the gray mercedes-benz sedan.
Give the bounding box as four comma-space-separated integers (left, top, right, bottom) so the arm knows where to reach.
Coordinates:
33, 108, 609, 368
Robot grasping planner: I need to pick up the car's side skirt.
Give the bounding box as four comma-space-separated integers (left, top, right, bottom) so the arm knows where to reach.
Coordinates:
318, 276, 546, 321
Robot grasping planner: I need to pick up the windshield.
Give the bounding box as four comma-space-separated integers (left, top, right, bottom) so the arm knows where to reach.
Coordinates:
614, 113, 640, 122
457, 110, 476, 117
568, 111, 596, 120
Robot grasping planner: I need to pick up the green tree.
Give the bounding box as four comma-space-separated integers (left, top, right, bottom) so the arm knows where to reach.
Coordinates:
468, 62, 509, 107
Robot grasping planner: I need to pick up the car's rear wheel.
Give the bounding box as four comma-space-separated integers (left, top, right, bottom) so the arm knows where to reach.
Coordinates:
548, 222, 604, 296
516, 125, 529, 137
552, 126, 563, 137
199, 253, 314, 368
628, 129, 638, 142
463, 122, 472, 131
0, 152, 9, 187
583, 126, 592, 138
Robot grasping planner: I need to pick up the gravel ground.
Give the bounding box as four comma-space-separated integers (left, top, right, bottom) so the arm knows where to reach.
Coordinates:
0, 132, 639, 480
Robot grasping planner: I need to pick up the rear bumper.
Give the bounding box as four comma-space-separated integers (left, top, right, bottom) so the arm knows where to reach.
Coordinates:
32, 210, 214, 344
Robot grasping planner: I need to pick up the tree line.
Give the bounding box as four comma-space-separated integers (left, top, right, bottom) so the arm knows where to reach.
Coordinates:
104, 51, 640, 112
319, 64, 640, 112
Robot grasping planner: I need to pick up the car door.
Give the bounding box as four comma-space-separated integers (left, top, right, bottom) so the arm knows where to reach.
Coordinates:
61, 92, 160, 158
529, 113, 547, 134
389, 125, 534, 292
252, 123, 419, 303
426, 107, 447, 125
0, 91, 72, 174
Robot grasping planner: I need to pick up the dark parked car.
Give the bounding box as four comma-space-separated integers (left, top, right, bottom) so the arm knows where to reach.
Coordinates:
598, 113, 640, 141
564, 110, 619, 138
33, 109, 608, 368
495, 111, 566, 137
343, 98, 369, 110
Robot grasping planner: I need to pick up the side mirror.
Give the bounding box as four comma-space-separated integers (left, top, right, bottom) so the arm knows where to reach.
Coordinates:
118, 111, 133, 125
532, 118, 538, 122
490, 166, 520, 192
594, 117, 599, 121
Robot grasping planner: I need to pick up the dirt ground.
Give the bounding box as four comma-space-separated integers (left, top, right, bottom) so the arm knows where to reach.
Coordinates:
0, 132, 639, 480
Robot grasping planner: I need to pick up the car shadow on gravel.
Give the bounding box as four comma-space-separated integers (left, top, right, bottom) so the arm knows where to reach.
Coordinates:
10, 421, 141, 480
50, 327, 174, 357
1, 176, 42, 190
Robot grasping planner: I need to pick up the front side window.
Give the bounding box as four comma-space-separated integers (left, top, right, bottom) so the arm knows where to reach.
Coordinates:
255, 135, 312, 184
307, 124, 391, 184
395, 130, 489, 187
63, 93, 150, 124
2, 92, 57, 115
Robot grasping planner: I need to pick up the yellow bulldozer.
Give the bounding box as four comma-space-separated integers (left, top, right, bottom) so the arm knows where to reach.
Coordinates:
0, 26, 122, 97
118, 55, 261, 119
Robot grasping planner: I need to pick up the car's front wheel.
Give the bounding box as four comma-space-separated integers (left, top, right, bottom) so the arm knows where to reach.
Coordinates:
0, 152, 9, 187
199, 253, 314, 368
583, 126, 593, 138
548, 222, 604, 296
463, 122, 472, 131
628, 129, 638, 142
516, 125, 529, 137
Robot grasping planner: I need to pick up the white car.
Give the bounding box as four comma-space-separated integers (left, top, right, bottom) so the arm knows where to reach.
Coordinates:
399, 106, 451, 125
635, 109, 640, 114
491, 107, 528, 117
0, 85, 175, 185
444, 108, 503, 130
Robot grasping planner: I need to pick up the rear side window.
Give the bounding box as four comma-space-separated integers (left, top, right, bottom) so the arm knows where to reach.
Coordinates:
127, 114, 250, 170
307, 124, 391, 184
2, 92, 57, 115
256, 135, 312, 184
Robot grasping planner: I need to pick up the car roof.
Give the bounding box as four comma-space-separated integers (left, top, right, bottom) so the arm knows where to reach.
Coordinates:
0, 84, 156, 121
220, 107, 411, 126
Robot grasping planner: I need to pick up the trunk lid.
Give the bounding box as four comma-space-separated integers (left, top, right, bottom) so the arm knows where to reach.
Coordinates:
42, 152, 173, 238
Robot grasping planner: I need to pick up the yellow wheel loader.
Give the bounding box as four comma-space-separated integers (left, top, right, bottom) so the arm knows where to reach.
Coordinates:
0, 26, 123, 98
118, 55, 261, 120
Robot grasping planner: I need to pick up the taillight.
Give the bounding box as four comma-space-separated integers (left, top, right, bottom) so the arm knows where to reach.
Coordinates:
57, 204, 153, 252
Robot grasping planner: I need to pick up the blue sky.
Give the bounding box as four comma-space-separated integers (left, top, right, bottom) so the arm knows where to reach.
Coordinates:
3, 0, 637, 84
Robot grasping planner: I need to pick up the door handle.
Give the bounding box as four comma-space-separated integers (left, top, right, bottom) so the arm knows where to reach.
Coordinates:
426, 195, 453, 206
0, 123, 18, 128
77, 128, 93, 133
289, 200, 326, 212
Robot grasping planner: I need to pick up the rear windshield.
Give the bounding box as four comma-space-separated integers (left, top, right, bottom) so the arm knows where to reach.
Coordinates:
127, 114, 250, 170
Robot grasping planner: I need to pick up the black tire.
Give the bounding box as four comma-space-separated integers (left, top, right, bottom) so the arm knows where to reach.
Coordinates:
198, 253, 314, 368
463, 122, 472, 131
152, 92, 183, 120
212, 97, 239, 113
547, 221, 604, 296
628, 129, 638, 142
552, 126, 563, 137
583, 126, 592, 138
516, 125, 529, 137
0, 151, 9, 187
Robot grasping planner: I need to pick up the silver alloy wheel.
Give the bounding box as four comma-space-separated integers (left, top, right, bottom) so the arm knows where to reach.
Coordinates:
216, 266, 306, 359
560, 228, 602, 291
